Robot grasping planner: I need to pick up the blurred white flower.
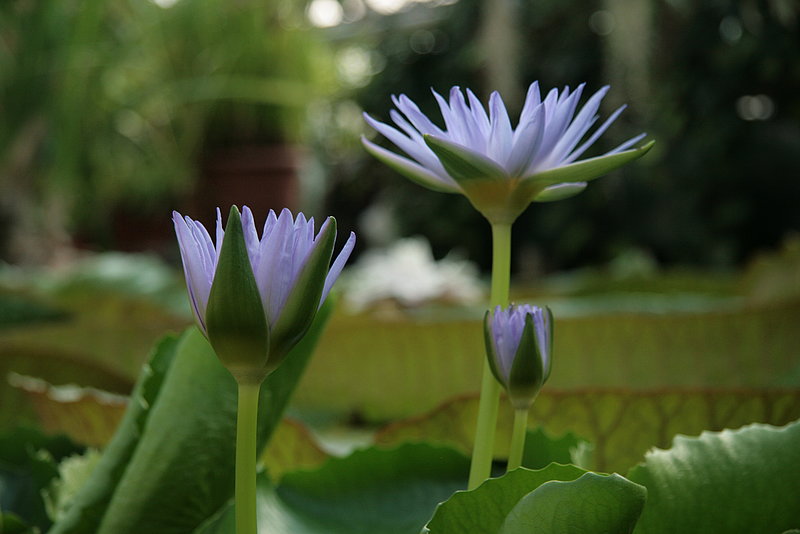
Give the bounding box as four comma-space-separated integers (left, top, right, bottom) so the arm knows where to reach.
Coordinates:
342, 237, 483, 311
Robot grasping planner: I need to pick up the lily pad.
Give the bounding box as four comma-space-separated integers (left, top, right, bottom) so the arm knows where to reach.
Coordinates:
499, 472, 646, 534
196, 443, 470, 534
628, 419, 800, 533
376, 389, 800, 473
424, 463, 586, 534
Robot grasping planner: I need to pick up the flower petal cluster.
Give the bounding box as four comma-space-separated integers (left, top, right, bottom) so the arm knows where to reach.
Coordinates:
363, 82, 652, 223
485, 304, 553, 409
174, 206, 355, 381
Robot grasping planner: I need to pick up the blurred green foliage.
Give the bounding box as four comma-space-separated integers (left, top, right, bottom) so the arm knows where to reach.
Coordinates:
0, 0, 329, 252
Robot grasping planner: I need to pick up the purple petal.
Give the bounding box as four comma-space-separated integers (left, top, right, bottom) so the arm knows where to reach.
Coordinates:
518, 82, 542, 127
565, 104, 626, 163
488, 91, 513, 166
364, 113, 447, 176
507, 104, 544, 175
361, 136, 459, 192
393, 94, 445, 137
320, 230, 356, 307
173, 211, 217, 334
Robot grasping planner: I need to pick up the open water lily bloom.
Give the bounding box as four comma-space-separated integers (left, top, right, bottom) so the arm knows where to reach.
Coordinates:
485, 304, 553, 409
173, 206, 355, 382
363, 82, 653, 223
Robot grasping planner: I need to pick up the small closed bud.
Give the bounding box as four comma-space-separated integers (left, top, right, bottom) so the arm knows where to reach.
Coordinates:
484, 304, 553, 410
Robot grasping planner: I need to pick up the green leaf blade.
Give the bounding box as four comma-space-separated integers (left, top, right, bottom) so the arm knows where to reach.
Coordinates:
628, 419, 800, 534
425, 463, 586, 534
499, 472, 646, 534
91, 302, 331, 534
47, 334, 179, 534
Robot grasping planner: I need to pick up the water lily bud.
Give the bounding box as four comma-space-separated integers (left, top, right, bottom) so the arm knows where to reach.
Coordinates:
363, 83, 653, 224
484, 304, 553, 410
173, 206, 356, 384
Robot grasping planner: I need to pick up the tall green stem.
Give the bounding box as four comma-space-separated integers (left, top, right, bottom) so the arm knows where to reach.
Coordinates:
468, 222, 512, 489
507, 408, 529, 471
236, 381, 260, 534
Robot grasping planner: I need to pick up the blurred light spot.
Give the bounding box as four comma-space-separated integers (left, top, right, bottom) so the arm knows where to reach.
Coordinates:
365, 0, 409, 15
342, 0, 367, 22
719, 16, 743, 44
115, 110, 146, 142
307, 0, 344, 28
409, 29, 436, 54
589, 10, 615, 36
337, 47, 383, 87
736, 94, 775, 121
150, 0, 179, 7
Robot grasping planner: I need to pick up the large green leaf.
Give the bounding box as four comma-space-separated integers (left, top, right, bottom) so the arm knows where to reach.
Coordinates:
499, 472, 646, 534
376, 389, 800, 473
195, 443, 470, 534
91, 302, 331, 534
296, 301, 800, 420
425, 463, 586, 534
628, 419, 800, 534
47, 334, 179, 534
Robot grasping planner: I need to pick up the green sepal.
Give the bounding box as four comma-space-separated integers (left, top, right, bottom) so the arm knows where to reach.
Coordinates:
483, 309, 506, 387
543, 306, 554, 382
267, 217, 337, 368
507, 313, 546, 410
424, 134, 507, 185
533, 182, 587, 202
205, 206, 270, 384
523, 140, 655, 190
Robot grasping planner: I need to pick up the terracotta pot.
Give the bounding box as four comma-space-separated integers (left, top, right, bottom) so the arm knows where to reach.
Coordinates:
195, 144, 301, 226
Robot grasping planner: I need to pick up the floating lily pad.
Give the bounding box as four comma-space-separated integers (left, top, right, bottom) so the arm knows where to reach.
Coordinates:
376, 389, 800, 473
196, 443, 469, 534
628, 419, 800, 533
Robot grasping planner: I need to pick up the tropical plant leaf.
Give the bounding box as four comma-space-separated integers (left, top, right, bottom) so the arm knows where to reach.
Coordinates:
47, 334, 179, 534
261, 418, 329, 482
628, 419, 800, 534
89, 301, 331, 534
196, 443, 469, 534
296, 301, 800, 420
8, 374, 127, 448
424, 463, 586, 534
376, 389, 800, 473
499, 472, 646, 534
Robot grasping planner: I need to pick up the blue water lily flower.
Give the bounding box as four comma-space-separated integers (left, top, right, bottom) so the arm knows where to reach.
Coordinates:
485, 304, 553, 409
363, 82, 653, 223
173, 206, 355, 382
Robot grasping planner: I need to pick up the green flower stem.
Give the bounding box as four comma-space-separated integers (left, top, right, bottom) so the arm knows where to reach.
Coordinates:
236, 381, 261, 534
468, 222, 512, 490
507, 408, 529, 471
